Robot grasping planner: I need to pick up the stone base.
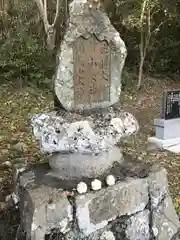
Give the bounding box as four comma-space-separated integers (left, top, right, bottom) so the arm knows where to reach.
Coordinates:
13, 160, 180, 240
148, 136, 180, 153
155, 118, 180, 140
49, 146, 123, 180
31, 108, 139, 179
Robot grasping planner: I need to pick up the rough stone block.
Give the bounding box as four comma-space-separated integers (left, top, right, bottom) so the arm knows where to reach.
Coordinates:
65, 228, 116, 240
76, 178, 149, 235
152, 196, 180, 240
31, 110, 139, 154
19, 186, 73, 239
99, 231, 116, 240
125, 210, 150, 240
171, 228, 180, 240
14, 163, 180, 240
148, 166, 169, 208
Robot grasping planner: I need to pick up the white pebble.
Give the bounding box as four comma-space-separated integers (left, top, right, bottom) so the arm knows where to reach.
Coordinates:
106, 175, 116, 186
77, 182, 88, 194
91, 179, 102, 191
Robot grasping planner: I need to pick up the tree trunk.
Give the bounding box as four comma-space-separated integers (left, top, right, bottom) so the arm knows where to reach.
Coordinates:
137, 55, 145, 90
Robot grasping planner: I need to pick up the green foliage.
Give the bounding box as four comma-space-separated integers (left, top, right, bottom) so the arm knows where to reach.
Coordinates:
107, 0, 180, 75
1, 0, 180, 88
0, 0, 56, 87
0, 36, 53, 85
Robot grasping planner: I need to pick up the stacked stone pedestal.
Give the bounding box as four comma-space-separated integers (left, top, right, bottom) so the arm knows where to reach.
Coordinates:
14, 162, 180, 240
31, 108, 139, 180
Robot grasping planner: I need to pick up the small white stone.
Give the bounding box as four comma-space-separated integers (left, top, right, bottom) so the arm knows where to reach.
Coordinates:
77, 182, 88, 194
89, 4, 92, 8
106, 175, 116, 186
91, 179, 102, 191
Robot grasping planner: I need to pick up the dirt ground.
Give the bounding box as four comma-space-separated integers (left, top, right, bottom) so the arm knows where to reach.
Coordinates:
0, 77, 180, 216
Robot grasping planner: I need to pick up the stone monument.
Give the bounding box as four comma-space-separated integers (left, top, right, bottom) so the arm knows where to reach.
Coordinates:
148, 90, 180, 153
54, 0, 127, 111
30, 0, 138, 180
12, 1, 180, 239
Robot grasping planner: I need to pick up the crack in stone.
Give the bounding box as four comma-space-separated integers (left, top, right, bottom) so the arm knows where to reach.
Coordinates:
148, 186, 156, 240
148, 189, 170, 240
153, 194, 180, 231
151, 193, 169, 211
67, 195, 78, 229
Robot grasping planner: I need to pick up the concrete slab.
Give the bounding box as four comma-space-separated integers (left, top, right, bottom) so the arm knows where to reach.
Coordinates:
148, 136, 180, 153
164, 144, 180, 153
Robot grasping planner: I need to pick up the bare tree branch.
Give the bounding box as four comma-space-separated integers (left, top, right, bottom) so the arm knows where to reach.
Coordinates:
34, 0, 44, 21
34, 0, 60, 31
43, 0, 49, 31
52, 0, 60, 26
34, 0, 61, 50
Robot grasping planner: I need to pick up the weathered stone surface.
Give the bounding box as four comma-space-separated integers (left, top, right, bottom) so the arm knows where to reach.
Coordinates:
149, 166, 180, 239
54, 0, 127, 111
65, 229, 86, 240
12, 162, 28, 197
125, 210, 150, 240
15, 163, 180, 240
172, 228, 180, 240
99, 231, 115, 240
148, 166, 169, 208
76, 178, 149, 236
31, 227, 45, 240
31, 110, 138, 179
31, 110, 139, 154
152, 196, 180, 240
19, 186, 73, 239
64, 227, 114, 240
49, 146, 123, 179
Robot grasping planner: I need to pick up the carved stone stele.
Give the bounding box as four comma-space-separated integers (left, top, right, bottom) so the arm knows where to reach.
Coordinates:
54, 0, 127, 111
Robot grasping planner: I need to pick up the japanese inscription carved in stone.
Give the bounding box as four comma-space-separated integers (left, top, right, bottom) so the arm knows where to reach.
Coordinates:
73, 36, 111, 106
54, 0, 127, 111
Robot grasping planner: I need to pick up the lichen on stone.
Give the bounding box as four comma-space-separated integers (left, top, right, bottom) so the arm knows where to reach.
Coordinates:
31, 110, 139, 154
